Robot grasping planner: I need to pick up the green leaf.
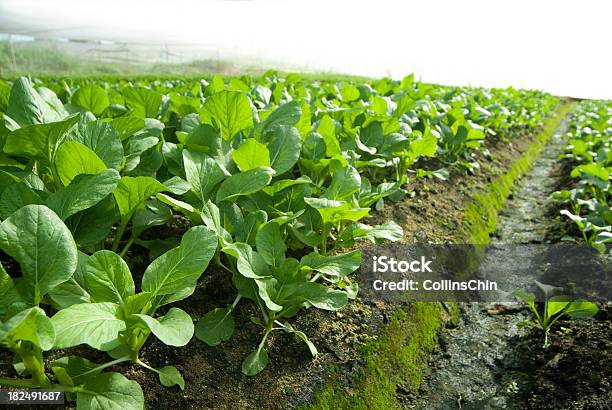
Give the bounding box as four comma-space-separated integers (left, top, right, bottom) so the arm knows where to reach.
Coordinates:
300, 250, 361, 278
183, 150, 227, 204
85, 250, 134, 305
256, 222, 286, 268
158, 366, 185, 390
47, 251, 91, 309
222, 243, 270, 279
547, 296, 571, 318
71, 120, 124, 170
6, 77, 46, 127
268, 125, 301, 175
133, 307, 193, 347
242, 348, 269, 376
0, 307, 54, 351
46, 169, 120, 220
51, 356, 102, 384
316, 115, 341, 157
283, 282, 348, 310
257, 100, 301, 135
0, 205, 77, 305
72, 85, 110, 116
216, 167, 274, 202
304, 197, 370, 225
0, 183, 44, 220
52, 302, 125, 350
123, 86, 162, 118
3, 114, 80, 168
564, 301, 599, 319
201, 91, 253, 140
340, 84, 360, 102
110, 115, 145, 141
76, 372, 144, 410
55, 140, 107, 186
325, 164, 361, 200
232, 138, 271, 171
141, 226, 217, 306
195, 307, 235, 346
113, 176, 167, 219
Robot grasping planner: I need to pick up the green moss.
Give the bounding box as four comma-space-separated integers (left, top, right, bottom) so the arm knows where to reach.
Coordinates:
303, 102, 575, 410
305, 303, 457, 410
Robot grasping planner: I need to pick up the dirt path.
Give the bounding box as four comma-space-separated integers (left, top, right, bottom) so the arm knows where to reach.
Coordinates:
412, 115, 576, 409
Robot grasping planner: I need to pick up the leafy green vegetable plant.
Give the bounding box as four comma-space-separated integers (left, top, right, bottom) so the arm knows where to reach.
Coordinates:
513, 281, 599, 347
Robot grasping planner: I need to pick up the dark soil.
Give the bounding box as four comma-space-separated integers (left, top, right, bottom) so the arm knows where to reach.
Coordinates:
524, 304, 612, 410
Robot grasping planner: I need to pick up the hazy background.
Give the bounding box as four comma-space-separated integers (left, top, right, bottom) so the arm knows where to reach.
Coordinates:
0, 0, 610, 98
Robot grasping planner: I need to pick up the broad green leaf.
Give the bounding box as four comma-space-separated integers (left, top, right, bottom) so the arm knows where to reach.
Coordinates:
3, 114, 80, 168
6, 77, 46, 127
85, 250, 134, 305
257, 100, 301, 135
268, 125, 301, 175
158, 366, 185, 390
55, 140, 107, 186
547, 296, 571, 318
52, 302, 125, 350
46, 169, 120, 220
256, 222, 286, 268
0, 183, 43, 220
283, 282, 348, 310
340, 84, 360, 102
72, 85, 110, 116
216, 167, 274, 202
0, 307, 54, 351
47, 251, 91, 309
325, 164, 361, 200
183, 150, 227, 204
51, 356, 102, 384
232, 139, 270, 171
132, 199, 172, 237
76, 372, 144, 410
133, 307, 193, 347
242, 348, 269, 376
201, 91, 253, 140
0, 205, 77, 305
71, 120, 124, 170
195, 307, 235, 346
113, 176, 167, 219
564, 301, 599, 319
67, 196, 117, 246
304, 197, 370, 224
123, 86, 162, 118
316, 115, 341, 157
300, 250, 361, 278
109, 115, 144, 141
141, 226, 217, 306
222, 243, 270, 279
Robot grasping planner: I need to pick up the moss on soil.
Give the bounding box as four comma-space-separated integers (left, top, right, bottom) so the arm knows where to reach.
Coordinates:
301, 102, 574, 410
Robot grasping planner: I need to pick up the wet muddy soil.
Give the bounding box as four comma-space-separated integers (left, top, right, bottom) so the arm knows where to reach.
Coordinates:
415, 113, 611, 409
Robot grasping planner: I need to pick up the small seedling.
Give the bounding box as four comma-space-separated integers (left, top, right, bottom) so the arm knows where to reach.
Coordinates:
513, 281, 598, 347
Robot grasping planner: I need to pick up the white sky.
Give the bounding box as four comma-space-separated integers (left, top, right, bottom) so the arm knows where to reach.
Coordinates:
0, 0, 611, 99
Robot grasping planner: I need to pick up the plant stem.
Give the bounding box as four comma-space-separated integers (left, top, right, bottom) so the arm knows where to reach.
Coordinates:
119, 237, 135, 258
72, 356, 131, 381
0, 377, 38, 388
111, 218, 129, 252
136, 359, 159, 374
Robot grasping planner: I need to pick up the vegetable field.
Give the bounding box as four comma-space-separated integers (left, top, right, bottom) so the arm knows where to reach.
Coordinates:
0, 73, 609, 409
